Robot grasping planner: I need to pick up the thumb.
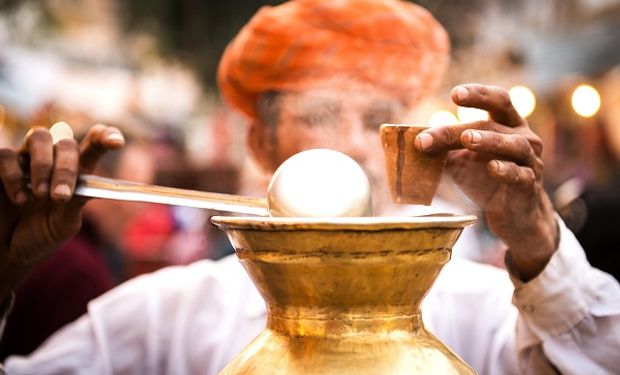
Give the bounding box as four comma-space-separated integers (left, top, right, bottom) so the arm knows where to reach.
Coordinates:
78, 124, 125, 174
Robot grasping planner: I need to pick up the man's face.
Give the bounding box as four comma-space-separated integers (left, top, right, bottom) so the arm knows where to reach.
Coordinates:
266, 79, 408, 213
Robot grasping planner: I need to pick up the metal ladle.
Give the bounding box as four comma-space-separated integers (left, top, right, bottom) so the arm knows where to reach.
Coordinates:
75, 149, 373, 217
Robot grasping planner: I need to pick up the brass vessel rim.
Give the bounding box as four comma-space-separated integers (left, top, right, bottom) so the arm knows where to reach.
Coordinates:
211, 214, 477, 231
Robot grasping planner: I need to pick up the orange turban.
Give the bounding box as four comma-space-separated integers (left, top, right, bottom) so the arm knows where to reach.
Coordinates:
217, 0, 450, 121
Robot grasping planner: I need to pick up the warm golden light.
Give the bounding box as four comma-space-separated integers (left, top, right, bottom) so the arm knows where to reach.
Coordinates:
427, 110, 458, 127
509, 85, 536, 118
572, 84, 601, 118
457, 106, 488, 123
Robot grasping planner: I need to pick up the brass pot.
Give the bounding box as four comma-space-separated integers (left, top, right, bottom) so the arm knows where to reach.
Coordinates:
211, 215, 477, 375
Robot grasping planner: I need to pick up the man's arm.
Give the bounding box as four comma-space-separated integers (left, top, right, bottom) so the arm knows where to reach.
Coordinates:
416, 84, 620, 373
511, 218, 620, 374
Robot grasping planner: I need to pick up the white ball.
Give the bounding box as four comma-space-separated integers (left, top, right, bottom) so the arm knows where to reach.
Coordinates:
267, 149, 373, 217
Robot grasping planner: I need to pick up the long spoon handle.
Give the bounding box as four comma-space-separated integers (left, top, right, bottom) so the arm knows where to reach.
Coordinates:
75, 174, 269, 216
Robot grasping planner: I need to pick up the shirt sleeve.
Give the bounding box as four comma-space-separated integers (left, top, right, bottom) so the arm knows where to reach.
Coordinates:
3, 256, 265, 375
508, 218, 620, 374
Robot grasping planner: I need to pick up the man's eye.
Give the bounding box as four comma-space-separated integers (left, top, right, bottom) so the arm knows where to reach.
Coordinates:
297, 105, 341, 127
363, 109, 395, 131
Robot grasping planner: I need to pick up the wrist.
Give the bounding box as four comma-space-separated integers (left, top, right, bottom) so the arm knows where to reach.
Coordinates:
0, 252, 35, 299
505, 213, 559, 282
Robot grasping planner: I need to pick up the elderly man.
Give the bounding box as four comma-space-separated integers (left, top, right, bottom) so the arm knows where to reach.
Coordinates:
1, 0, 619, 374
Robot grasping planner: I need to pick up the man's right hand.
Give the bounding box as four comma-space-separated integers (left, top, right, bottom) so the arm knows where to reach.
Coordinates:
0, 124, 124, 299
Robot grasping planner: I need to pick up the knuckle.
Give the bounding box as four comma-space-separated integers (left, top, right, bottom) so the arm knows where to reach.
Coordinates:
55, 139, 80, 159
55, 138, 79, 150
31, 162, 53, 175
0, 148, 16, 162
510, 169, 520, 185
85, 124, 106, 138
478, 85, 489, 97
27, 128, 52, 144
517, 136, 531, 156
86, 124, 107, 142
529, 136, 543, 155
534, 159, 544, 180
54, 165, 76, 178
491, 132, 504, 148
526, 168, 536, 182
3, 171, 23, 186
444, 127, 460, 145
497, 89, 511, 108
30, 150, 53, 165
79, 125, 106, 152
480, 120, 494, 131
486, 121, 503, 134
523, 170, 537, 192
515, 167, 534, 186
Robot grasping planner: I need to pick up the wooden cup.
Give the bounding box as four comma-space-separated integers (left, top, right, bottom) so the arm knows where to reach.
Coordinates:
380, 124, 447, 205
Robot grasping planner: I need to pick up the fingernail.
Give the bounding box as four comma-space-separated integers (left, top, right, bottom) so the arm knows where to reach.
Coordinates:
37, 182, 49, 195
494, 160, 506, 174
15, 191, 27, 205
468, 130, 482, 144
50, 122, 74, 144
53, 184, 72, 199
416, 133, 433, 151
454, 86, 469, 102
106, 132, 125, 143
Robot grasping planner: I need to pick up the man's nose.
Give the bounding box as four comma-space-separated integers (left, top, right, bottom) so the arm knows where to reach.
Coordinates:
340, 128, 368, 165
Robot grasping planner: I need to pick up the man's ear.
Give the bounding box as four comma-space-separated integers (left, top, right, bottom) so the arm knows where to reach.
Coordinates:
247, 120, 278, 173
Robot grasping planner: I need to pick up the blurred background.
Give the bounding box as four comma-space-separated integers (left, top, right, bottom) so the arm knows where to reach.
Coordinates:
1, 0, 619, 360
0, 0, 618, 278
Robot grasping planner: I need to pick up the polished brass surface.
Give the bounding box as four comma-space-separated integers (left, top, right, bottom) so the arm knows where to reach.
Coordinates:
211, 215, 478, 374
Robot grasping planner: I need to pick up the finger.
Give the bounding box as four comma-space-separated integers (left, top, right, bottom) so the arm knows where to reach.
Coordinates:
461, 130, 538, 168
487, 160, 536, 192
0, 149, 28, 205
51, 139, 79, 202
23, 127, 53, 197
79, 124, 125, 173
452, 84, 523, 127
415, 120, 494, 153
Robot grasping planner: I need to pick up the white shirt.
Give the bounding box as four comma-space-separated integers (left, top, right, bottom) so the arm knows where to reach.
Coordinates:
5, 219, 620, 374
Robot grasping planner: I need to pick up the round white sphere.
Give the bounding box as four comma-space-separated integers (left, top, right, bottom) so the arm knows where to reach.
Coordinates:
267, 149, 373, 217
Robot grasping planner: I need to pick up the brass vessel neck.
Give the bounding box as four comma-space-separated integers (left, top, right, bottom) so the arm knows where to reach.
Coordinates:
268, 311, 425, 338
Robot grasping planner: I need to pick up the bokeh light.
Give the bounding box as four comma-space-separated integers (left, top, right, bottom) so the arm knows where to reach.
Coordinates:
428, 110, 458, 127
509, 85, 536, 118
457, 106, 488, 123
572, 84, 601, 118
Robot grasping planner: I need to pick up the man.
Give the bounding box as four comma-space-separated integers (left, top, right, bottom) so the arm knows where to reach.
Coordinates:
1, 0, 619, 374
